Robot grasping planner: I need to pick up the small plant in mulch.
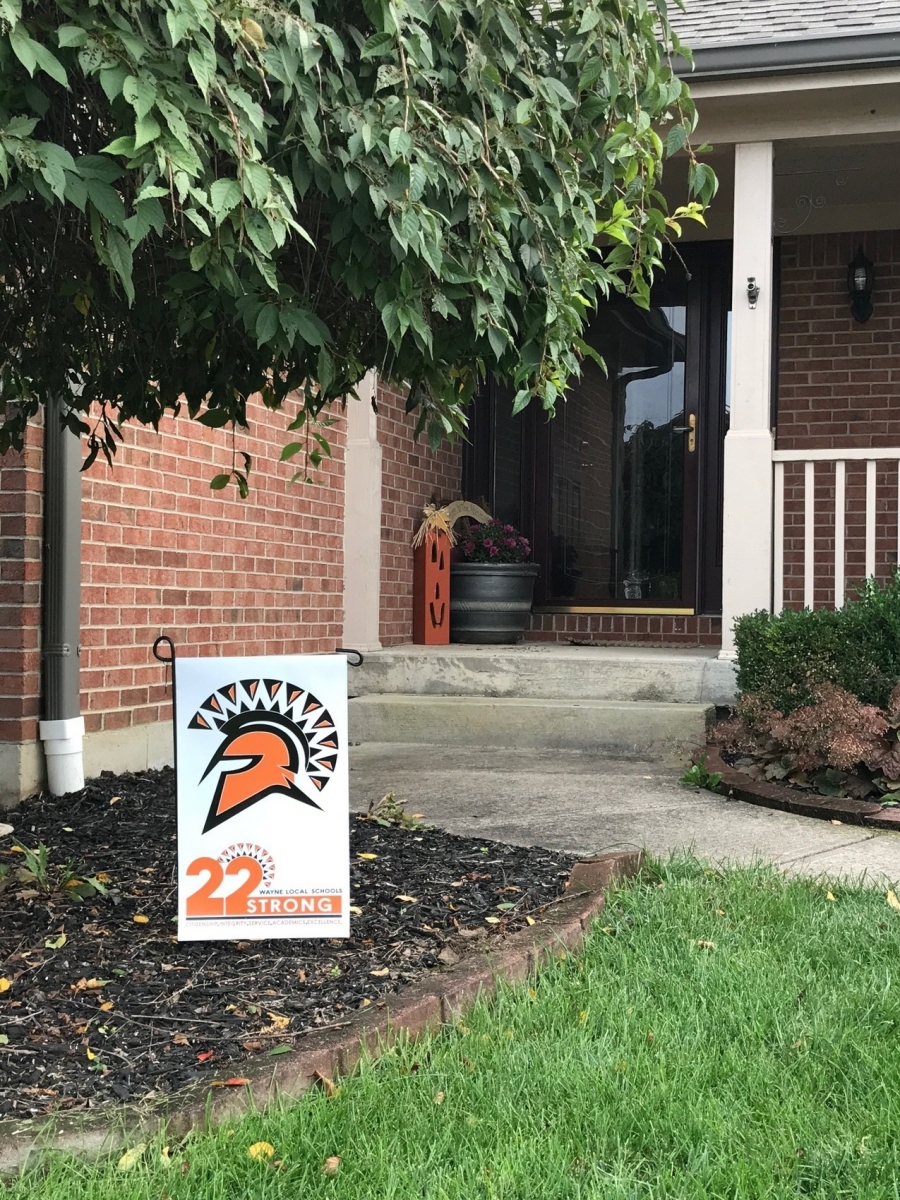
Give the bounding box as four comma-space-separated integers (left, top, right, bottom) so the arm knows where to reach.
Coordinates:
0, 842, 109, 902
714, 683, 900, 804
364, 791, 426, 831
679, 755, 723, 793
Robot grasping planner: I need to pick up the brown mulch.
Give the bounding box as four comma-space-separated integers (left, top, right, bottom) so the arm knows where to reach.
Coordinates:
0, 768, 574, 1118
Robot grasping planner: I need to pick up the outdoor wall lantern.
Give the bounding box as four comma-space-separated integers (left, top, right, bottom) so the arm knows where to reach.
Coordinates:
848, 246, 874, 323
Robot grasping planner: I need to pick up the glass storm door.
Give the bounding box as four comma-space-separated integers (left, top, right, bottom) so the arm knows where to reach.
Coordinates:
467, 242, 731, 616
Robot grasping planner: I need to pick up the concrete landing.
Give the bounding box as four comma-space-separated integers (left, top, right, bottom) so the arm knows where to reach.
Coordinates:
349, 695, 712, 757
349, 744, 900, 883
351, 643, 737, 706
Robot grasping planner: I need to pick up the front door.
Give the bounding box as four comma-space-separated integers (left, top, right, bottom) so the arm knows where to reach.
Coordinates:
465, 242, 731, 616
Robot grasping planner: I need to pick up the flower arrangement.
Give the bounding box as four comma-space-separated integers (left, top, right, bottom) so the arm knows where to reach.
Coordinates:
457, 521, 531, 564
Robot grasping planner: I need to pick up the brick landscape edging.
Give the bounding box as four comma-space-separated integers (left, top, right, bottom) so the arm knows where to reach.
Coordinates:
0, 849, 643, 1176
704, 747, 900, 831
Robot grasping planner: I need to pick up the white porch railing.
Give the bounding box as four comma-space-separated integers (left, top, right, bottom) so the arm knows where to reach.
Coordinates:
772, 448, 900, 612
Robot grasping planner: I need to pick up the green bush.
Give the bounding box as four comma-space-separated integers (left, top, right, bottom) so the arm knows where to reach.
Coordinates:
734, 573, 900, 713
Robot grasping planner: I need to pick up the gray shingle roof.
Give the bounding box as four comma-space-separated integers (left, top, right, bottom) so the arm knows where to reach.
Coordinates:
674, 0, 900, 49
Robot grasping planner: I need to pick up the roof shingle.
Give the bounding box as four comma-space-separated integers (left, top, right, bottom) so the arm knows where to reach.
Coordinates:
674, 0, 900, 49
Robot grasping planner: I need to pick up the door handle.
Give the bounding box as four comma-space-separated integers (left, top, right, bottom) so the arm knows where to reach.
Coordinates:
672, 413, 696, 453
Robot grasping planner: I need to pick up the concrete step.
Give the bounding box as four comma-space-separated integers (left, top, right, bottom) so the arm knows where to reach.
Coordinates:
350, 645, 736, 706
348, 694, 713, 757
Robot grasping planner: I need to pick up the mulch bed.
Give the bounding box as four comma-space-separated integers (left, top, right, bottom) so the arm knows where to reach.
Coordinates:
0, 768, 575, 1119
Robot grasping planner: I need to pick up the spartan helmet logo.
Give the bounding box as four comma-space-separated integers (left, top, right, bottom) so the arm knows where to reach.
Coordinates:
188, 679, 339, 833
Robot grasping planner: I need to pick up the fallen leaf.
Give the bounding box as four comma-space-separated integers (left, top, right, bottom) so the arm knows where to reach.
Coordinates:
791, 1038, 804, 1050
109, 796, 121, 805
525, 916, 536, 926
0, 979, 10, 993
359, 997, 371, 1008
296, 968, 307, 983
266, 1011, 289, 1031
395, 895, 418, 904
266, 1045, 292, 1056
826, 891, 836, 902
85, 1047, 97, 1061
370, 967, 390, 977
248, 1142, 275, 1161
888, 890, 900, 913
133, 914, 149, 924
180, 1161, 190, 1176
241, 1040, 263, 1052
0, 1035, 9, 1046
313, 1069, 338, 1098
647, 1031, 655, 1044
579, 1010, 588, 1024
484, 916, 501, 925
349, 906, 362, 915
695, 940, 716, 950
322, 1156, 341, 1177
433, 1091, 445, 1105
160, 1146, 172, 1167
117, 1144, 147, 1172
357, 853, 377, 861
716, 909, 726, 917
210, 1077, 250, 1087
95, 872, 110, 883
99, 1001, 114, 1012
71, 977, 110, 993
173, 1033, 190, 1046
196, 1049, 215, 1062
831, 819, 842, 825
44, 933, 67, 950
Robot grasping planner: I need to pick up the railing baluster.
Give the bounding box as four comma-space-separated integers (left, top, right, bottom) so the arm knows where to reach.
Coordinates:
773, 460, 784, 613
834, 460, 845, 609
866, 459, 876, 579
804, 460, 815, 609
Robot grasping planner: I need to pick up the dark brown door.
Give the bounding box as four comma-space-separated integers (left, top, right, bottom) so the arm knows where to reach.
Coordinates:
465, 242, 732, 615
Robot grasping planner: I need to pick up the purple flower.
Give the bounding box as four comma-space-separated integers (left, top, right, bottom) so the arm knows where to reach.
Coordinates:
483, 538, 494, 548
489, 545, 499, 556
506, 538, 517, 548
503, 524, 515, 533
464, 540, 475, 554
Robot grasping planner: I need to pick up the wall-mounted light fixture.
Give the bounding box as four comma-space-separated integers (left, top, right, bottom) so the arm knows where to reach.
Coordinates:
848, 246, 874, 323
746, 277, 760, 309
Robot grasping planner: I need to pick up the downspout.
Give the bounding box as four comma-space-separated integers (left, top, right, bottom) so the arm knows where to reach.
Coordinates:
39, 396, 84, 794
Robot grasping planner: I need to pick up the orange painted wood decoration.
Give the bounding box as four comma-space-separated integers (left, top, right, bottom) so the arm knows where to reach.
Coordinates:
413, 530, 450, 644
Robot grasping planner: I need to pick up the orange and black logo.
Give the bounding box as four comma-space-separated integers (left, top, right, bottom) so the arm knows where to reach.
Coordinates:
188, 678, 339, 833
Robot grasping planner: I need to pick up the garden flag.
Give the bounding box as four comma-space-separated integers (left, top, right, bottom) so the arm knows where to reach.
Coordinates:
174, 655, 349, 941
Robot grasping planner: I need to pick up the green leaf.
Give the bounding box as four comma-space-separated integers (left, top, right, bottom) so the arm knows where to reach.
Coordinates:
57, 24, 88, 48
388, 127, 412, 159
360, 31, 395, 59
133, 113, 161, 151
209, 177, 242, 218
209, 474, 230, 490
255, 303, 279, 346
106, 228, 134, 303
122, 76, 156, 120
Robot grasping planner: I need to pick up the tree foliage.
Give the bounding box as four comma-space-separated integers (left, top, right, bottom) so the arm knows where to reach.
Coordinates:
0, 0, 713, 478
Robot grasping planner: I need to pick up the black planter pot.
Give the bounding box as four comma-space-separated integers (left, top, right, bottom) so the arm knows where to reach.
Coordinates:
449, 562, 540, 644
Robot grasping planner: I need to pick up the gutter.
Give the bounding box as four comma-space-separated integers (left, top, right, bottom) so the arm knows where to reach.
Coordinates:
677, 30, 900, 82
39, 396, 84, 795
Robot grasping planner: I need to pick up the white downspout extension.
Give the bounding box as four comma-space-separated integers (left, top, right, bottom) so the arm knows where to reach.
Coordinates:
39, 716, 85, 794
718, 141, 776, 661
39, 396, 85, 794
342, 370, 383, 651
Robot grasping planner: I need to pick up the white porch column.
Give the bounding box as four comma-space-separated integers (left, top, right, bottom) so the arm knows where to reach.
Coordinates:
719, 141, 776, 660
342, 370, 383, 651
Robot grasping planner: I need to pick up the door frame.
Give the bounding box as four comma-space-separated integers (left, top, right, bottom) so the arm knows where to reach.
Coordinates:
463, 241, 733, 617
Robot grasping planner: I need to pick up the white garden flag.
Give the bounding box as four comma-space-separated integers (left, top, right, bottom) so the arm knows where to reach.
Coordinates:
174, 655, 349, 941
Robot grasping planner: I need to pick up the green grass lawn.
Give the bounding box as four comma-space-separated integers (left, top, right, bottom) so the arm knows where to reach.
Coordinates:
12, 857, 900, 1199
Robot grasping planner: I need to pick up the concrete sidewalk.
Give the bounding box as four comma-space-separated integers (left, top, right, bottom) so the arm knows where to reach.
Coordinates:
349, 744, 900, 883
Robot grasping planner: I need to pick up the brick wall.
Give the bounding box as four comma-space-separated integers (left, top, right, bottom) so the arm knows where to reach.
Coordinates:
527, 613, 722, 646
79, 395, 346, 738
376, 381, 462, 645
0, 423, 43, 744
777, 232, 900, 607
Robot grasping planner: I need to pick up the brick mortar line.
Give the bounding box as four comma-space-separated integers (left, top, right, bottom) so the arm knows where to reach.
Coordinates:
0, 850, 643, 1175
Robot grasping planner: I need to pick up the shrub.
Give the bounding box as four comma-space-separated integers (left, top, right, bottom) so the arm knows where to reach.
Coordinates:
457, 522, 531, 564
734, 572, 900, 713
